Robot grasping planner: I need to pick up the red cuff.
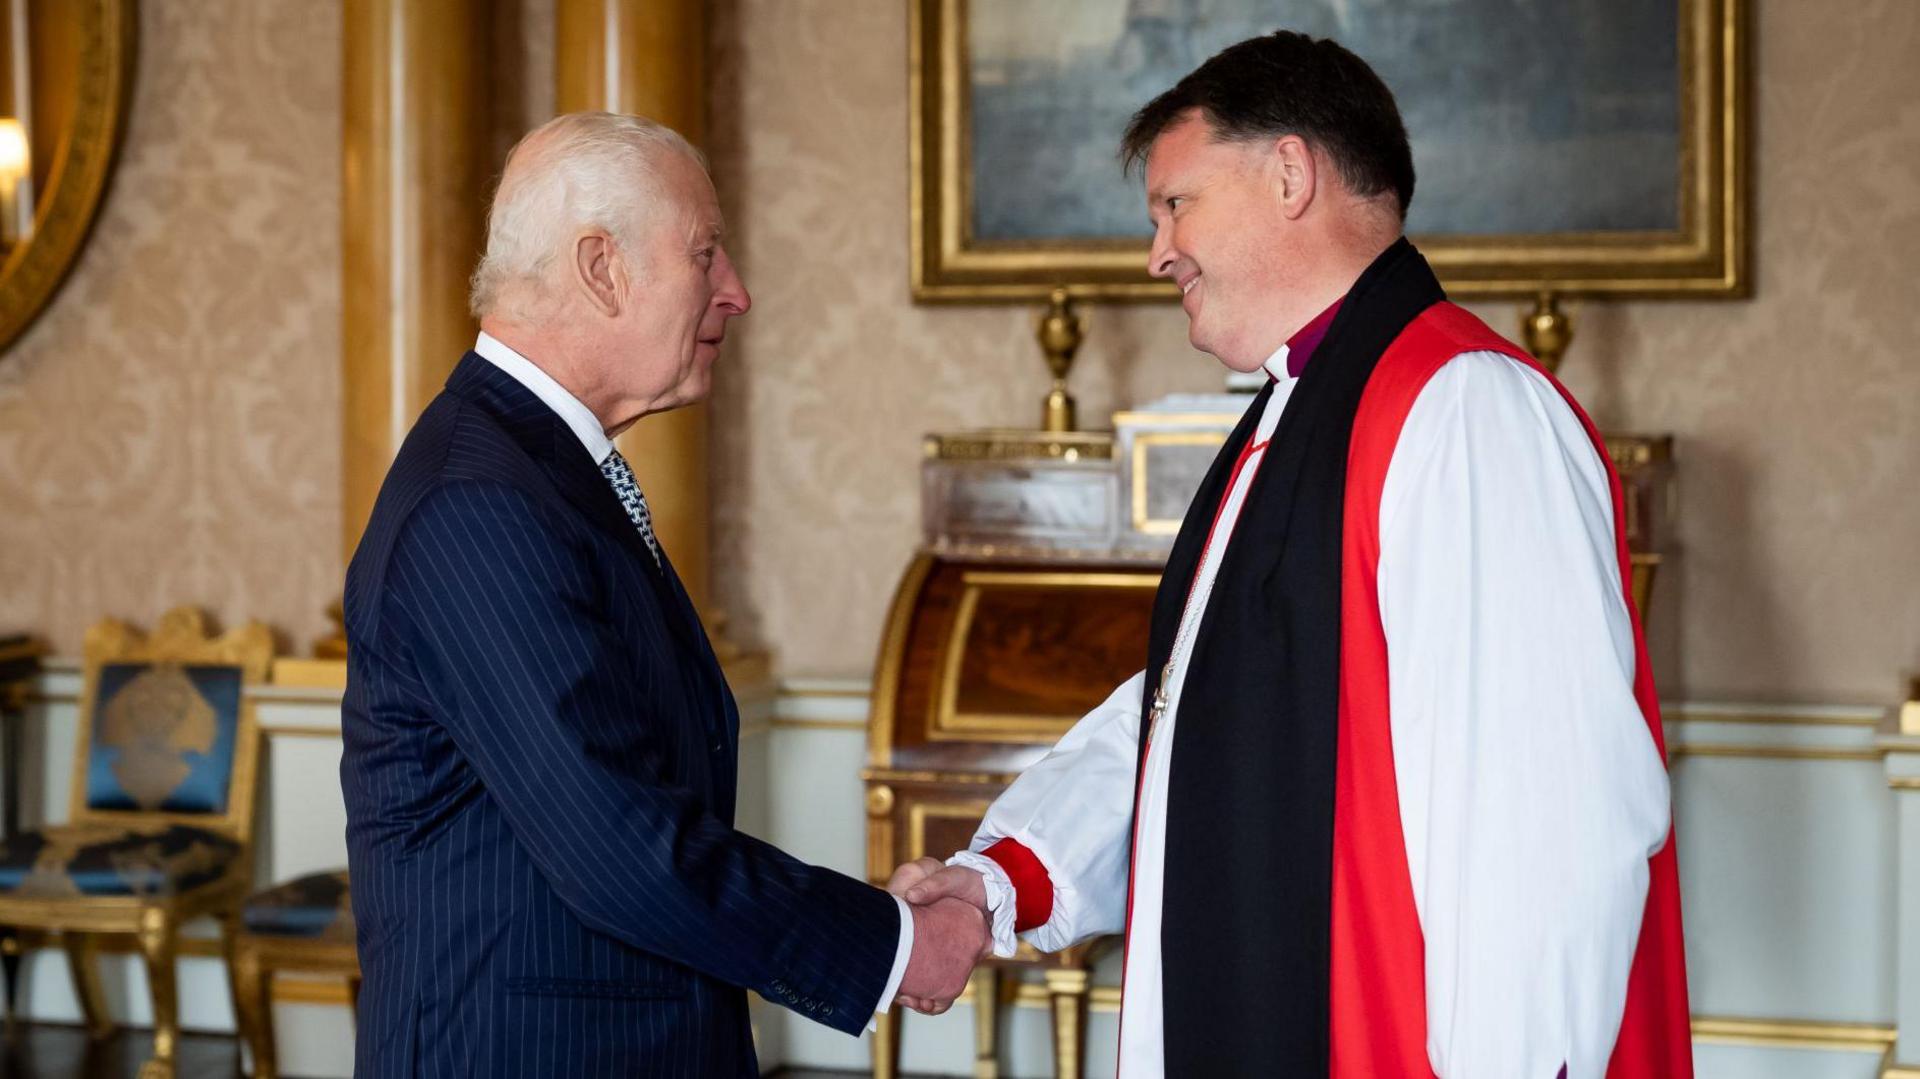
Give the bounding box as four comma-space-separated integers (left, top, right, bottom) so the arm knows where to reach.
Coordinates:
981, 838, 1054, 932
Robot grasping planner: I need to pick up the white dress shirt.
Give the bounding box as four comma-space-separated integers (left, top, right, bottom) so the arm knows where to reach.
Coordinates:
472, 332, 917, 1023
473, 332, 615, 464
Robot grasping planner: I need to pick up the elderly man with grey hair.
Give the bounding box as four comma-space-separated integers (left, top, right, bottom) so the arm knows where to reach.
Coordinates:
340, 111, 988, 1078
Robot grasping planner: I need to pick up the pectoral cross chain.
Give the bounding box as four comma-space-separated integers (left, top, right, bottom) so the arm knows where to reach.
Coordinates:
1146, 659, 1175, 741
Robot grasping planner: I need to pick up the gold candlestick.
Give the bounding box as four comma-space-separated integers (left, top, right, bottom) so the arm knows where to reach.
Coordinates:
1521, 290, 1574, 376
1035, 286, 1086, 433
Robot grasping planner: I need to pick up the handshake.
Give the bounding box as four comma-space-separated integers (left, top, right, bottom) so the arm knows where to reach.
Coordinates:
886, 856, 998, 1015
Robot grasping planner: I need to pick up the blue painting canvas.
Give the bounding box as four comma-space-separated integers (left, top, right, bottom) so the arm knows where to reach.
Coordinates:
968, 0, 1680, 244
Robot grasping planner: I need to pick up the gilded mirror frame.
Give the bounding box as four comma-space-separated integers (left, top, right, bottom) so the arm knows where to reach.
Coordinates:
0, 0, 135, 354
910, 0, 1749, 302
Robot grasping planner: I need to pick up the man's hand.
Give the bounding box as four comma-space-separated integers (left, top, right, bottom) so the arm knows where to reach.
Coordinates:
886, 856, 945, 899
896, 896, 990, 1015
903, 863, 988, 913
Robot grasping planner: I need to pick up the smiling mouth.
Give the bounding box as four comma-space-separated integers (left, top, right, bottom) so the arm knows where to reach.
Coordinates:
1180, 274, 1200, 296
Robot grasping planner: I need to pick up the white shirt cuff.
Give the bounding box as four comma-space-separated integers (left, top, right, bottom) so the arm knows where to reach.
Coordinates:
870, 893, 915, 1027
947, 851, 1021, 959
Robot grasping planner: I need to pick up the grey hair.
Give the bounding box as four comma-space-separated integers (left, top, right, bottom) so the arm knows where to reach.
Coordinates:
469, 111, 706, 321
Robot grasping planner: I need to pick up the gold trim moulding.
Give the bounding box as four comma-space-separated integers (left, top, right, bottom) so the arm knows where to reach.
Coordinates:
777, 682, 872, 701
926, 540, 1166, 566
271, 975, 354, 1007
1670, 707, 1885, 728
925, 429, 1114, 462
769, 717, 868, 732
1668, 744, 1883, 763
866, 553, 938, 768
957, 571, 1158, 590
932, 712, 1075, 745
863, 767, 1025, 787
261, 723, 344, 740
1110, 411, 1246, 428
1689, 1014, 1896, 1053
269, 657, 347, 691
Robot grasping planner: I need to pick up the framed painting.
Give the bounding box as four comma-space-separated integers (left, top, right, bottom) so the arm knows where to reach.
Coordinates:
909, 0, 1748, 302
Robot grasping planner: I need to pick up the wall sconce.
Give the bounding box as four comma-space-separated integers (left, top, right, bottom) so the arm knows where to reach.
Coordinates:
0, 118, 30, 247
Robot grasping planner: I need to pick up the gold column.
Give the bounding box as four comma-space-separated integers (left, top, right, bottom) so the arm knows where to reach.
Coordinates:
341, 0, 494, 563
555, 0, 713, 617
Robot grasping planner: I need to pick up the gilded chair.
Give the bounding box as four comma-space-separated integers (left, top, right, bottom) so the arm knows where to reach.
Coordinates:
231, 868, 359, 1079
0, 607, 270, 1079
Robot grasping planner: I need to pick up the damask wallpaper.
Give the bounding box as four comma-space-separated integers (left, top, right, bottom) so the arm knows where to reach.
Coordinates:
706, 0, 1920, 704
0, 1, 342, 655
0, 0, 1911, 709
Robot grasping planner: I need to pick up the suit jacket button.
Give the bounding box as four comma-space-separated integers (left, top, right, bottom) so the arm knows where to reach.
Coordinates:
821, 1005, 835, 1018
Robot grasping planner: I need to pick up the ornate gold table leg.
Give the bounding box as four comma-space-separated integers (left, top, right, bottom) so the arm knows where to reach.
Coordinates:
230, 938, 274, 1079
63, 932, 113, 1040
871, 1004, 902, 1079
1044, 967, 1091, 1079
970, 965, 1000, 1079
135, 906, 179, 1079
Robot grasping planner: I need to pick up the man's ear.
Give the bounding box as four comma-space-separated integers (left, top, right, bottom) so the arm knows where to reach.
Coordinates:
1271, 134, 1318, 221
574, 231, 621, 316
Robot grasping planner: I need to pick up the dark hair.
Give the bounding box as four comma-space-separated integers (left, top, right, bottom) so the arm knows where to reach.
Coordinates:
1121, 31, 1415, 219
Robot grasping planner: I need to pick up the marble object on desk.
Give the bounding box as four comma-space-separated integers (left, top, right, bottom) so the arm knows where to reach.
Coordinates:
921, 429, 1121, 557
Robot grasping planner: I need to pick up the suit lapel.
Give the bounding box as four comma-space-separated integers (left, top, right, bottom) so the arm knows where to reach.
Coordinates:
445, 353, 705, 657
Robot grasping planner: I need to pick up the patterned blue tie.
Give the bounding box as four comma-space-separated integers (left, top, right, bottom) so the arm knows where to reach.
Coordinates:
598, 449, 662, 568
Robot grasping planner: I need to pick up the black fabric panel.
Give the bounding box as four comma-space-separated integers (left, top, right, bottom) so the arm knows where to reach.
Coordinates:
1146, 239, 1445, 1076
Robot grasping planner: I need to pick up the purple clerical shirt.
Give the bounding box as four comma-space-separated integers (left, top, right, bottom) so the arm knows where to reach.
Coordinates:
1285, 297, 1345, 378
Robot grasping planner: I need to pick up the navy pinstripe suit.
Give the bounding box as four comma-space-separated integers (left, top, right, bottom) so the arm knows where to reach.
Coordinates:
341, 354, 899, 1077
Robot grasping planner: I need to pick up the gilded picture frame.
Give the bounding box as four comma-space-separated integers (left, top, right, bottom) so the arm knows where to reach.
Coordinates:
0, 0, 137, 355
909, 0, 1748, 302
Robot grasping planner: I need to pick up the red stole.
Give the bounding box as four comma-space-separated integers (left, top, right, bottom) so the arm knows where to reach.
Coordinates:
1329, 301, 1692, 1077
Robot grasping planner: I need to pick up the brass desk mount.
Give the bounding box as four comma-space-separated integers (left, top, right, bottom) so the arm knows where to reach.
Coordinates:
1521, 290, 1575, 376
1036, 287, 1087, 433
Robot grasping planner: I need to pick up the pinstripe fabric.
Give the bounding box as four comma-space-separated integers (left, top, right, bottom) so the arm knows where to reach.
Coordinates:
341, 354, 900, 1078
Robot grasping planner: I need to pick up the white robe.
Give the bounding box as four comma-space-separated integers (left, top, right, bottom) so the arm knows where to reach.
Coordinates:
950, 346, 1672, 1078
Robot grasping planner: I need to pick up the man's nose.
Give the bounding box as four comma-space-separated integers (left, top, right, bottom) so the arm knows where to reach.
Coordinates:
715, 254, 750, 316
1148, 224, 1178, 280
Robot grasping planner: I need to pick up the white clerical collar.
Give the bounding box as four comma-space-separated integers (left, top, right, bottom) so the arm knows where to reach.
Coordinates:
473, 332, 614, 465
1261, 342, 1293, 384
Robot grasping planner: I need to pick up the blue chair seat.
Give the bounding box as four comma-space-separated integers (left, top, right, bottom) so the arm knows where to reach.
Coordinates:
242, 870, 353, 943
0, 823, 240, 898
